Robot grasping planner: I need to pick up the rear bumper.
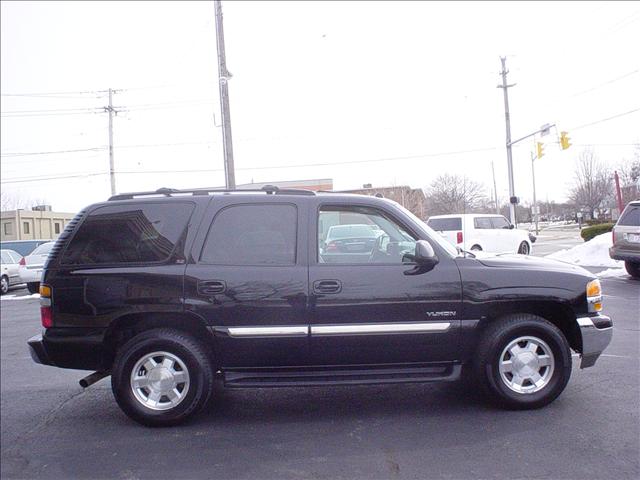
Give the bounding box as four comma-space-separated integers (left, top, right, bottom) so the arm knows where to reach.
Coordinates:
609, 246, 640, 263
27, 328, 108, 371
577, 315, 613, 369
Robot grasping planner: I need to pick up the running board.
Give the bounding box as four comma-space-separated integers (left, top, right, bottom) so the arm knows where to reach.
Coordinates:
223, 364, 461, 388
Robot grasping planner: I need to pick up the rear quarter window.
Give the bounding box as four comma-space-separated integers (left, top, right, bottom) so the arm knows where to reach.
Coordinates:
426, 218, 462, 231
61, 202, 194, 265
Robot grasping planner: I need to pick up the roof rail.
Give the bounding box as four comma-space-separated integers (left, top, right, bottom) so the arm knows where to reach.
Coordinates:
108, 185, 316, 201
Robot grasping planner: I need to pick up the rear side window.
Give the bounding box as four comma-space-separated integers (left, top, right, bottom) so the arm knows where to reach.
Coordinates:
61, 203, 194, 265
427, 217, 462, 231
618, 206, 639, 226
200, 204, 297, 265
474, 217, 492, 229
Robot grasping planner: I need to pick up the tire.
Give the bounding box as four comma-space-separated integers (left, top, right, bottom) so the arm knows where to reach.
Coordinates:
518, 241, 530, 255
470, 245, 482, 251
625, 261, 640, 279
473, 314, 572, 410
1, 276, 8, 295
26, 282, 39, 294
111, 328, 214, 427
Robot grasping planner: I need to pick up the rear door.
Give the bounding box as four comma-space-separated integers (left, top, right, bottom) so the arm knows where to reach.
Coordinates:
184, 197, 309, 368
310, 202, 462, 366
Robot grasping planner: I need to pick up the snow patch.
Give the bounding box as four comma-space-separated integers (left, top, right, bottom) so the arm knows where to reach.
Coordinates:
545, 232, 623, 268
1, 293, 40, 301
597, 268, 629, 278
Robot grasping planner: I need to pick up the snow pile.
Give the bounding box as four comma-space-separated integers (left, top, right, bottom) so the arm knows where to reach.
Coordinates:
0, 293, 40, 301
597, 268, 629, 278
546, 232, 623, 268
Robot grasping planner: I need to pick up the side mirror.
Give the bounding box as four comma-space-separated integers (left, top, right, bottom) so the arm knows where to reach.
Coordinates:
508, 224, 515, 230
404, 240, 439, 275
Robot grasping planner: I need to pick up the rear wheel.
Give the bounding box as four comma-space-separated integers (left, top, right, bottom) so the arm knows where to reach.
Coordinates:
625, 261, 640, 279
111, 328, 214, 427
26, 282, 39, 294
471, 245, 482, 252
518, 241, 530, 255
1, 276, 8, 295
474, 314, 571, 409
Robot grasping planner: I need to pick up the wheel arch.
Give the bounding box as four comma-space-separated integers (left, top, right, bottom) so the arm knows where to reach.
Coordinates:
103, 311, 217, 370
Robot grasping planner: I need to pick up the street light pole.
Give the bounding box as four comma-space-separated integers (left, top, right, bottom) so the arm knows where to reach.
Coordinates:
531, 151, 539, 235
214, 0, 236, 189
498, 57, 517, 225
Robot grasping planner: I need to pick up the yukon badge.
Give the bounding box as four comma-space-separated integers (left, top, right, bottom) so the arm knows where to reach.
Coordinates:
426, 311, 457, 318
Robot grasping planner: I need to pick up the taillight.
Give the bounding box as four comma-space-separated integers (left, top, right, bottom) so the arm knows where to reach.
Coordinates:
40, 285, 53, 328
612, 230, 616, 244
457, 231, 463, 244
19, 257, 26, 266
326, 241, 338, 252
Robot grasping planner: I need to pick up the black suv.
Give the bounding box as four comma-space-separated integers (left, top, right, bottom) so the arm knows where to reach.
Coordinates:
28, 187, 613, 426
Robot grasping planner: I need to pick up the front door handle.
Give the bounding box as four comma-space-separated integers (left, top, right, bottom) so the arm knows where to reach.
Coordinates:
198, 280, 227, 295
313, 279, 342, 294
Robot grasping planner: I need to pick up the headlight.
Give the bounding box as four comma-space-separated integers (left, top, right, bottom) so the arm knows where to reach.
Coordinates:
586, 279, 602, 313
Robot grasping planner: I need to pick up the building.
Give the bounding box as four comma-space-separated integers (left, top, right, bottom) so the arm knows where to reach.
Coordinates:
1, 205, 77, 241
340, 185, 427, 219
237, 178, 333, 192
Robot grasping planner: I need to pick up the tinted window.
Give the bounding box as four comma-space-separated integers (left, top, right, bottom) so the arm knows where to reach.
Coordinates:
62, 203, 194, 265
490, 216, 511, 229
474, 217, 492, 229
426, 218, 462, 231
619, 206, 639, 226
201, 204, 297, 265
319, 206, 416, 264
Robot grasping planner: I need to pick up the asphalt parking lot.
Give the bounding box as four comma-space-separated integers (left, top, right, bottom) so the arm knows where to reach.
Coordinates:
1, 272, 638, 480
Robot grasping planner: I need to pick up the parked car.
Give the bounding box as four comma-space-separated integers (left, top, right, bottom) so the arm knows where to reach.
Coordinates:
19, 241, 55, 293
1, 249, 23, 295
609, 200, 640, 278
0, 239, 51, 258
426, 214, 533, 254
28, 186, 611, 426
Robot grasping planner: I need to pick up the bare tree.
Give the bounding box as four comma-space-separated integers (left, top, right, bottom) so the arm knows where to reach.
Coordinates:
617, 144, 640, 205
0, 191, 48, 212
568, 149, 613, 219
424, 174, 488, 215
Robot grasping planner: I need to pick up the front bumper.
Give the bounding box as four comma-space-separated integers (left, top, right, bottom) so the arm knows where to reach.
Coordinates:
577, 314, 613, 369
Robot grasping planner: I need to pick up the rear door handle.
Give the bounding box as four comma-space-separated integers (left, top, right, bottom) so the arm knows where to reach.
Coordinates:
198, 280, 227, 295
313, 279, 342, 294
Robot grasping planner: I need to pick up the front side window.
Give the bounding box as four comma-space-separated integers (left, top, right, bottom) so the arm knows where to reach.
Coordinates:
200, 204, 297, 265
491, 216, 511, 229
61, 202, 194, 265
474, 217, 492, 229
319, 206, 416, 264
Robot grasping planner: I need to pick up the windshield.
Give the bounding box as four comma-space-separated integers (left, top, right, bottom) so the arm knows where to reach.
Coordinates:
31, 242, 55, 256
393, 204, 459, 257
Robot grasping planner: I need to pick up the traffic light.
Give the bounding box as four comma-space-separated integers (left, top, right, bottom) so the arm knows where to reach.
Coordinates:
560, 131, 571, 150
536, 142, 545, 159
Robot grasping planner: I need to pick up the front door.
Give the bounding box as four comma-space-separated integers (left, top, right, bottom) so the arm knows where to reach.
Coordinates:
184, 199, 309, 368
309, 203, 462, 366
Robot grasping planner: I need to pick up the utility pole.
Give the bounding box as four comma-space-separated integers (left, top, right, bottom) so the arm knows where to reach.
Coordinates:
498, 57, 517, 225
214, 0, 236, 189
491, 161, 499, 214
531, 151, 539, 235
105, 88, 117, 195
613, 171, 624, 215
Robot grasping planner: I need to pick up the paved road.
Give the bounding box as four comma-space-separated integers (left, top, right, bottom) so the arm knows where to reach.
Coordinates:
1, 272, 638, 480
531, 225, 584, 257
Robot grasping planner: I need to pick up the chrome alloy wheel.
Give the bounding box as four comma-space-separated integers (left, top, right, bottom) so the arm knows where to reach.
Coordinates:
130, 351, 190, 411
498, 336, 555, 394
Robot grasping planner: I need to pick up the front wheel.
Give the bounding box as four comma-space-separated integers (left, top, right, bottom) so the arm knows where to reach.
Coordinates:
625, 261, 640, 279
473, 314, 572, 409
26, 282, 39, 294
518, 241, 530, 255
111, 328, 214, 427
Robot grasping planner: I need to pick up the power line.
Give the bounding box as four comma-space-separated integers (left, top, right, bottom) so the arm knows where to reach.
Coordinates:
569, 69, 639, 98
0, 147, 106, 157
0, 89, 107, 97
570, 107, 640, 131
1, 172, 106, 184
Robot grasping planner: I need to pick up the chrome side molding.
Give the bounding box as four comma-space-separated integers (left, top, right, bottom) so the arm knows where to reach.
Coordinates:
311, 322, 451, 336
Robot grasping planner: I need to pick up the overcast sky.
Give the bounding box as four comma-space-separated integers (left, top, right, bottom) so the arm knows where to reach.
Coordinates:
1, 1, 639, 213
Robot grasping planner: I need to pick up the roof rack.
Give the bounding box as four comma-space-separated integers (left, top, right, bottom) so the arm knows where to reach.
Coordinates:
108, 185, 316, 201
